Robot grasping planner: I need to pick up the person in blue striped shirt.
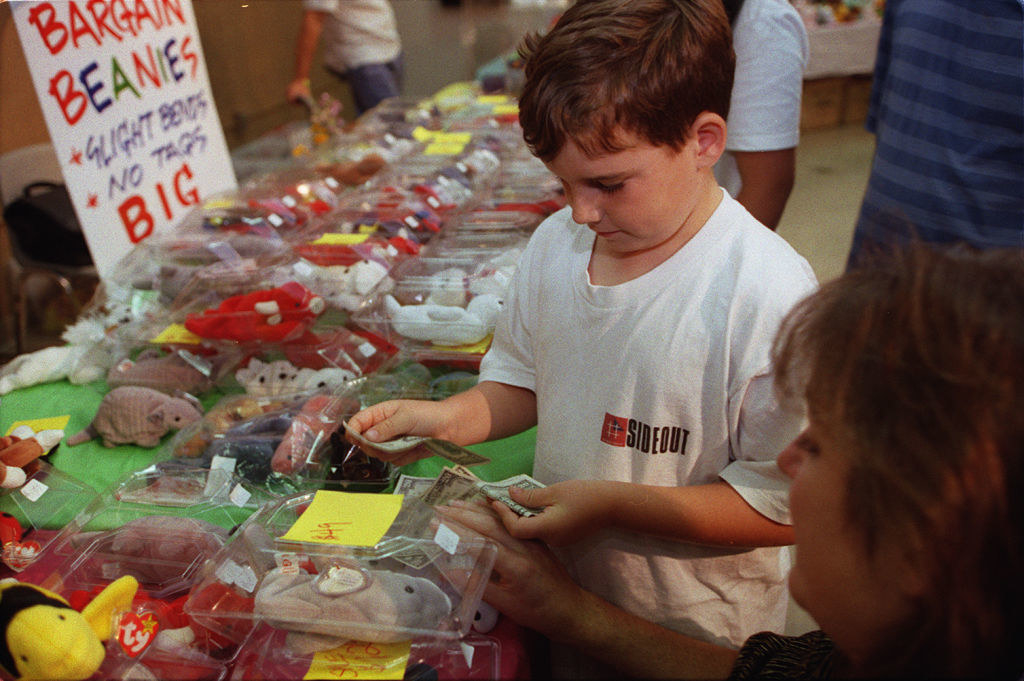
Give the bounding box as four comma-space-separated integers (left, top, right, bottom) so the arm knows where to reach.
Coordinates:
848, 0, 1023, 267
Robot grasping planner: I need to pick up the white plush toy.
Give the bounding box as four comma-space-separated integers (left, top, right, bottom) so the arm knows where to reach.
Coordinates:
0, 346, 90, 395
234, 358, 303, 396
424, 267, 469, 307
235, 358, 356, 396
296, 366, 357, 392
385, 293, 502, 346
0, 313, 124, 395
295, 259, 390, 312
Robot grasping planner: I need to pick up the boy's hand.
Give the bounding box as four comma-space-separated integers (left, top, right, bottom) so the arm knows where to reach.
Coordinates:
492, 480, 615, 546
346, 399, 446, 466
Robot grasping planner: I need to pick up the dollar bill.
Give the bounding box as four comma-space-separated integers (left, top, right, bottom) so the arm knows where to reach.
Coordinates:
451, 464, 480, 480
393, 474, 436, 498
422, 439, 491, 467
477, 474, 546, 517
342, 422, 426, 453
344, 423, 491, 467
417, 467, 547, 517
387, 538, 443, 570
418, 466, 483, 507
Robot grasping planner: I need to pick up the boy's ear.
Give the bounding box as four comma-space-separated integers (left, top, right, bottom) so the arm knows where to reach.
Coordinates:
691, 111, 727, 168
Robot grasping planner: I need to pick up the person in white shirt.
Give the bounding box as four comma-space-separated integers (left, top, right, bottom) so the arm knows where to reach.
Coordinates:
286, 0, 402, 116
715, 0, 809, 229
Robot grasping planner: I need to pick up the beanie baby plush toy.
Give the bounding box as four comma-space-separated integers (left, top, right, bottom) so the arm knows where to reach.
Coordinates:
253, 563, 452, 654
0, 575, 139, 680
184, 282, 326, 344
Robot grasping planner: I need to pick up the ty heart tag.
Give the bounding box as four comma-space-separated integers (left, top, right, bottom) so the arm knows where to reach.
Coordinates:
2, 540, 41, 571
117, 612, 159, 658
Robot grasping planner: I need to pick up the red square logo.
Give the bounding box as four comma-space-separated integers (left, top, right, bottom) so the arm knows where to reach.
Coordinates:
600, 413, 628, 446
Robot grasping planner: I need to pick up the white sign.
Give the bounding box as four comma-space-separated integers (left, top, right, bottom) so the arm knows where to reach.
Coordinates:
10, 0, 237, 278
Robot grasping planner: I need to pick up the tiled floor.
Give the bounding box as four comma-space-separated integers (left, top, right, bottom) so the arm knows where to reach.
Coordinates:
778, 123, 874, 282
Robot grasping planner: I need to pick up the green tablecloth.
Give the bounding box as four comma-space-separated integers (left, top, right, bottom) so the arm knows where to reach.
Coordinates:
0, 378, 536, 501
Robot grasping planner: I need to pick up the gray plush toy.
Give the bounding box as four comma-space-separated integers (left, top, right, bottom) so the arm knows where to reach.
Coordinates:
254, 564, 452, 651
67, 386, 204, 448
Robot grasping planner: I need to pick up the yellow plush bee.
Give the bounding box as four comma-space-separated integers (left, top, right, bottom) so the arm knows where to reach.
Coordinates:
0, 575, 138, 680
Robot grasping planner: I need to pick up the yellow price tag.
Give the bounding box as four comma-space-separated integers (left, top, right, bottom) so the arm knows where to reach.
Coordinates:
477, 94, 511, 104
493, 103, 519, 115
149, 324, 202, 345
202, 197, 236, 209
412, 126, 435, 142
304, 640, 412, 680
6, 416, 70, 436
432, 334, 493, 354
424, 141, 467, 156
310, 233, 370, 245
435, 132, 472, 145
432, 81, 476, 102
281, 490, 403, 547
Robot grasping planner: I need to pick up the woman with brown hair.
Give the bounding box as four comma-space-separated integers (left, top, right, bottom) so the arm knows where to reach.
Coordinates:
759, 243, 1024, 678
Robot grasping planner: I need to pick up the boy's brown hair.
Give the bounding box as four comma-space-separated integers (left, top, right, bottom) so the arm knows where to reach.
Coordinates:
517, 0, 734, 161
772, 243, 1024, 678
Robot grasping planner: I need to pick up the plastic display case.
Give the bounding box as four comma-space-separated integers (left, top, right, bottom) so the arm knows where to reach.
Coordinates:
229, 624, 501, 680
108, 230, 293, 315
437, 208, 543, 237
343, 359, 478, 408
289, 231, 417, 313
184, 491, 497, 651
105, 344, 243, 399
0, 460, 99, 573
8, 467, 275, 672
17, 466, 272, 594
160, 391, 360, 496
351, 255, 506, 346
327, 185, 446, 245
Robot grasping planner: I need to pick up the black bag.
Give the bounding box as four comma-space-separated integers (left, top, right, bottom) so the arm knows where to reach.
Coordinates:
722, 0, 746, 24
2, 181, 93, 268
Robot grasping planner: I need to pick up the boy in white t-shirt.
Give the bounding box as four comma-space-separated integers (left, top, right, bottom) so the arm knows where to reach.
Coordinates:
348, 0, 818, 676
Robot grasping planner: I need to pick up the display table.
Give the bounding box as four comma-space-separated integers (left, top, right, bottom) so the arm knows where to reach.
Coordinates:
0, 77, 551, 679
0, 377, 537, 500
804, 19, 881, 79
0, 376, 539, 678
790, 0, 883, 79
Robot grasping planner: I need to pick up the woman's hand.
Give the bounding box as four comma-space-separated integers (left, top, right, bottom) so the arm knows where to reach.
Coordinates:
437, 498, 590, 638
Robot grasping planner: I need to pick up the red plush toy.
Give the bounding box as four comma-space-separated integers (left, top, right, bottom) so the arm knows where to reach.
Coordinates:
184, 282, 326, 343
184, 581, 257, 653
272, 393, 353, 474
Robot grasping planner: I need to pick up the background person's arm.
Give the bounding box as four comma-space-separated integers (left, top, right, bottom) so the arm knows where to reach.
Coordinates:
733, 147, 797, 229
286, 9, 328, 105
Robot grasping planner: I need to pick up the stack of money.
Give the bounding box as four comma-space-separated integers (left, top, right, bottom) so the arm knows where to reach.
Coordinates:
384, 468, 547, 569
401, 466, 546, 517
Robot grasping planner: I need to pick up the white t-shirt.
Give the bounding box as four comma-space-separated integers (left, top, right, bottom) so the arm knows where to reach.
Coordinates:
304, 0, 401, 71
715, 0, 809, 198
480, 192, 818, 673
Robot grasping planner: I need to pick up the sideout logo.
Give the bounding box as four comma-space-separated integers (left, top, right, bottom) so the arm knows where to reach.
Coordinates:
600, 413, 689, 455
